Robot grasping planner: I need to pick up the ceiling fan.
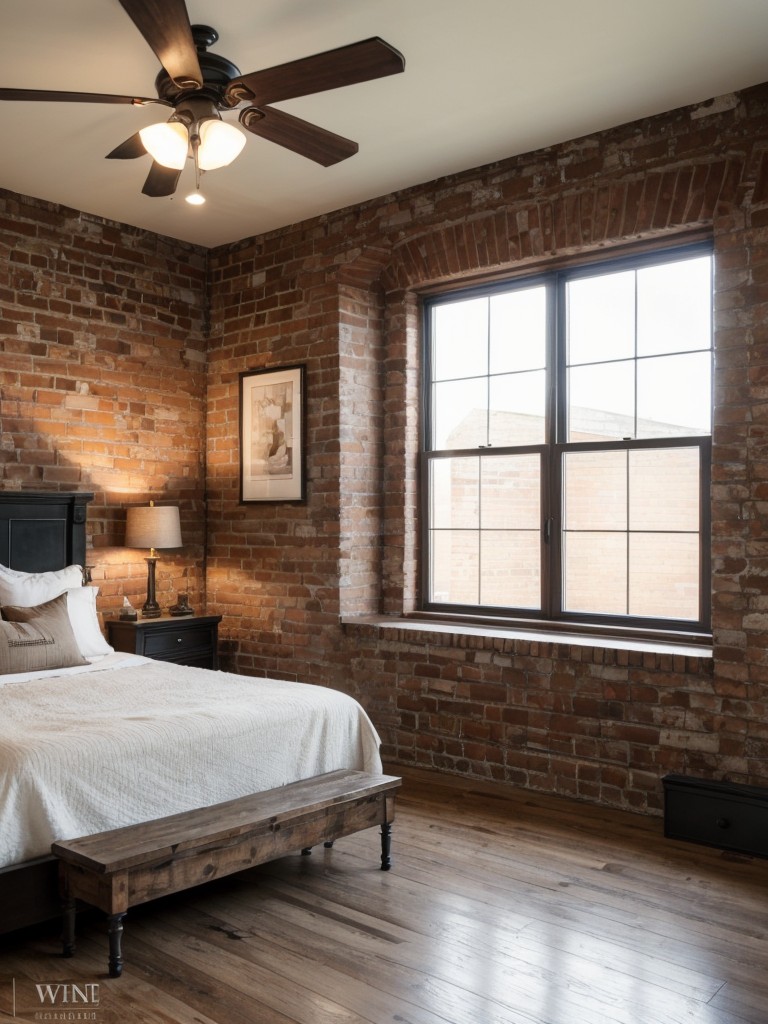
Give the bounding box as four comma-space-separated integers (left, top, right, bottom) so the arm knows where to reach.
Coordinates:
0, 0, 405, 199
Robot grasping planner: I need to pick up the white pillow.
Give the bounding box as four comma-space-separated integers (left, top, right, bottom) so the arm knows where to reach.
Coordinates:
64, 586, 114, 659
0, 565, 112, 660
0, 563, 83, 605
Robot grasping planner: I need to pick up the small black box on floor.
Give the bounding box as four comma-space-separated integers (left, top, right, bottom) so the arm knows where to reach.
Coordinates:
663, 774, 768, 859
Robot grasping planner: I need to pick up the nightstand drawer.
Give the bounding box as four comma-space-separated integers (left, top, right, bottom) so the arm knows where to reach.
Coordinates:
144, 625, 212, 659
107, 615, 222, 670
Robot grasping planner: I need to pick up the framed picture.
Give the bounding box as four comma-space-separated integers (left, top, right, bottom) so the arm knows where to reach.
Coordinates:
239, 364, 306, 503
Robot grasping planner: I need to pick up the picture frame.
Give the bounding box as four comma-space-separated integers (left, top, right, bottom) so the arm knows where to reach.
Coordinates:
239, 364, 306, 503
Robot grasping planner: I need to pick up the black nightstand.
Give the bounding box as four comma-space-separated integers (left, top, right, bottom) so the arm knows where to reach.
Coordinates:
106, 614, 222, 670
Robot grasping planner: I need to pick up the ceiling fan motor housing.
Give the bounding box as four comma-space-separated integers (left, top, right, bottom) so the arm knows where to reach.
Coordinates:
154, 25, 242, 109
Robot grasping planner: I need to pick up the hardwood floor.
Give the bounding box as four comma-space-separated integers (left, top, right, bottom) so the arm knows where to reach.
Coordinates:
2, 766, 768, 1024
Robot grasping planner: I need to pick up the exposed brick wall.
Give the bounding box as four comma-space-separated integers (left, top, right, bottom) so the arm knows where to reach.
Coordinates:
0, 192, 208, 615
206, 82, 768, 813
337, 279, 385, 617
205, 236, 348, 674
344, 623, 715, 812
4, 83, 768, 815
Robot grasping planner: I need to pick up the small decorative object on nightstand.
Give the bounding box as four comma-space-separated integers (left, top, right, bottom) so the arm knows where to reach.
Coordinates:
107, 614, 222, 670
169, 592, 194, 616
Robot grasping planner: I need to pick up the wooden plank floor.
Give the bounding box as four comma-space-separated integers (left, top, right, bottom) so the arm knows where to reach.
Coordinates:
2, 766, 768, 1024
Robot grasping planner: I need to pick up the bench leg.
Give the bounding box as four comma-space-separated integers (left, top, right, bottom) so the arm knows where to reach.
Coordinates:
380, 822, 392, 871
107, 913, 126, 978
61, 896, 76, 958
302, 840, 334, 855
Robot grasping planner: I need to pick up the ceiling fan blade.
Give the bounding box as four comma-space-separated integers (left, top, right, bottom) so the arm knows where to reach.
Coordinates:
225, 37, 405, 107
117, 0, 203, 90
106, 134, 148, 160
240, 106, 358, 166
141, 161, 182, 197
0, 88, 165, 106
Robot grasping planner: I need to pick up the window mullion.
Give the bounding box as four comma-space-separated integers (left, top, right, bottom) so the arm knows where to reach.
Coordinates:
625, 449, 630, 616
477, 454, 482, 606
633, 270, 639, 440
485, 297, 491, 447
547, 275, 566, 620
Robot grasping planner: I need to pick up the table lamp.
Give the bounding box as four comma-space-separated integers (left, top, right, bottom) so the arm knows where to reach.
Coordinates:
125, 502, 182, 618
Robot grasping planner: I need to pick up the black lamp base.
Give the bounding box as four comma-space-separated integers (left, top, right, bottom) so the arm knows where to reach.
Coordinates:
141, 556, 161, 618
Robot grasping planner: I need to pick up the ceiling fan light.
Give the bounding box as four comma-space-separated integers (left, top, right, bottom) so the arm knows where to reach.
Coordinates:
139, 121, 189, 170
197, 119, 246, 170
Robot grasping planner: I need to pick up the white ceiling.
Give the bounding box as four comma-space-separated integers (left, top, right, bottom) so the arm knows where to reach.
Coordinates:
1, 0, 768, 250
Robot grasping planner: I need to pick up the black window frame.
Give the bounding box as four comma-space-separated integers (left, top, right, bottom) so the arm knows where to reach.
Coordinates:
420, 241, 713, 640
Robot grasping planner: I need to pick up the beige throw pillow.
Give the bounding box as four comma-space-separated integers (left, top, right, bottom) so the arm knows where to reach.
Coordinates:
1, 593, 89, 675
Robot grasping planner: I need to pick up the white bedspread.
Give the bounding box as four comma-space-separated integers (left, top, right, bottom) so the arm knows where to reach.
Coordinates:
0, 656, 382, 868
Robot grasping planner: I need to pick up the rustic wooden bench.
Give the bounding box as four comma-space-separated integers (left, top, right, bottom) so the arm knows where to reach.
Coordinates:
52, 769, 401, 977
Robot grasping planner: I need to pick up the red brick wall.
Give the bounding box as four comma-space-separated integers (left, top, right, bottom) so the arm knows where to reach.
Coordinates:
4, 83, 768, 815
206, 83, 768, 813
0, 192, 208, 615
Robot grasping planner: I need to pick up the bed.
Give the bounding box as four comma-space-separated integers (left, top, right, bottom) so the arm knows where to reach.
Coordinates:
0, 491, 383, 933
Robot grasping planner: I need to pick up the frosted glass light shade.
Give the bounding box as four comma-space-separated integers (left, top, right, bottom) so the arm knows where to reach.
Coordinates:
125, 505, 182, 551
197, 119, 246, 170
139, 121, 189, 169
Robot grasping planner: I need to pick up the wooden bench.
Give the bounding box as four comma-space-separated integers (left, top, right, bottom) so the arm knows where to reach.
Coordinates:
52, 769, 401, 977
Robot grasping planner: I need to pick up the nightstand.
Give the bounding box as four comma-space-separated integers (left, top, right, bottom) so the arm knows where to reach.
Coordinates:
106, 614, 222, 669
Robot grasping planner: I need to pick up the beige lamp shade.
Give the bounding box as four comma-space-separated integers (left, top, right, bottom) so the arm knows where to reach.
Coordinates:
125, 504, 182, 552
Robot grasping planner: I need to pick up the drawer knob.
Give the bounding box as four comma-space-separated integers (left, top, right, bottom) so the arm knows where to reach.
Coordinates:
716, 817, 730, 829
177, 637, 183, 643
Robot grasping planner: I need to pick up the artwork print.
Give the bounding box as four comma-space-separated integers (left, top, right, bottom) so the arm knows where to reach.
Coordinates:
239, 365, 306, 502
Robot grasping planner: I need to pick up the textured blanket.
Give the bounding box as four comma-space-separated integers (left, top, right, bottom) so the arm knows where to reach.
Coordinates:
0, 658, 382, 868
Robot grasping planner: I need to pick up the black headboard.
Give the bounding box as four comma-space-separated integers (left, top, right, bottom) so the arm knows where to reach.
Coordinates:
0, 491, 93, 572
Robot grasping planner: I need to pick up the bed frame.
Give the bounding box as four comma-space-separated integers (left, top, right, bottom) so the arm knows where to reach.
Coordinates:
0, 490, 397, 939
0, 490, 93, 932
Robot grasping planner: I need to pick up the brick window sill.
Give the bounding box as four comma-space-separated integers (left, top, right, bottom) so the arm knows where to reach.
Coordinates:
340, 614, 713, 667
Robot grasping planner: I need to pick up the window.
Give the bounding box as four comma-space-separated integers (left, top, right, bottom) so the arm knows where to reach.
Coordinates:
422, 243, 712, 635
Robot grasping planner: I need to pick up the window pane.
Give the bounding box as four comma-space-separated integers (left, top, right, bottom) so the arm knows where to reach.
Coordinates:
637, 256, 712, 356
563, 532, 627, 615
629, 448, 700, 531
489, 370, 546, 445
637, 352, 711, 437
432, 377, 487, 449
432, 298, 488, 381
481, 454, 540, 530
430, 457, 478, 529
480, 530, 540, 608
430, 530, 479, 605
489, 286, 547, 373
629, 534, 699, 619
563, 450, 627, 531
428, 453, 542, 609
568, 360, 635, 441
567, 270, 635, 365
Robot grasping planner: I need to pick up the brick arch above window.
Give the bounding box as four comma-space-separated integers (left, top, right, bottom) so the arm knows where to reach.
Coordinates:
375, 159, 739, 295
334, 155, 742, 303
